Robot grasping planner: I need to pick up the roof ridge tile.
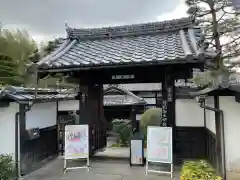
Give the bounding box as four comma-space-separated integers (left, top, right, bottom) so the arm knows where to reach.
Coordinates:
66, 16, 195, 40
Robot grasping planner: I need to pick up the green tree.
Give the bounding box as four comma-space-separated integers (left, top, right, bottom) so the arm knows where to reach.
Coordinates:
43, 38, 62, 55
140, 108, 162, 141
186, 0, 239, 87
0, 28, 37, 86
0, 54, 22, 85
111, 119, 132, 146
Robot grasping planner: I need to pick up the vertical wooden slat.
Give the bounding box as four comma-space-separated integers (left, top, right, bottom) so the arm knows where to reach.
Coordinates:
205, 129, 217, 168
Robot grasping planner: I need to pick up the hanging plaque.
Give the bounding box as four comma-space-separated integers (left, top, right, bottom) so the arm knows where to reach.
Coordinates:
167, 87, 173, 102
162, 100, 167, 127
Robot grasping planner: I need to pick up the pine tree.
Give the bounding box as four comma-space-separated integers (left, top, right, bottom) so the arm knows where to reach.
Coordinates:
186, 0, 240, 87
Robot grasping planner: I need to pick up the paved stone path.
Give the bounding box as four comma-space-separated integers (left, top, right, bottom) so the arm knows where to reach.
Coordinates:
23, 157, 180, 180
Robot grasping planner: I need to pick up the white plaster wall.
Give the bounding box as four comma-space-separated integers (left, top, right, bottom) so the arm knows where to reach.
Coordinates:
205, 97, 216, 134
219, 96, 240, 172
175, 99, 204, 127
58, 100, 79, 111
143, 98, 156, 105
136, 114, 142, 121
0, 103, 18, 161
26, 102, 57, 129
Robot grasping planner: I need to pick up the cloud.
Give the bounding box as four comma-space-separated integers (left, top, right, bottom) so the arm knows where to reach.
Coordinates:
0, 0, 180, 42
157, 0, 188, 21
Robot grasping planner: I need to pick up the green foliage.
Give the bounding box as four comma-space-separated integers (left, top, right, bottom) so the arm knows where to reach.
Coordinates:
180, 160, 222, 180
0, 28, 37, 86
112, 119, 132, 147
109, 143, 121, 147
190, 69, 230, 87
0, 154, 14, 180
140, 108, 162, 139
0, 54, 23, 85
43, 38, 61, 55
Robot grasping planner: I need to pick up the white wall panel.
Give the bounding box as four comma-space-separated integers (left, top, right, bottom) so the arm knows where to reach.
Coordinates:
205, 97, 216, 134
58, 100, 79, 111
143, 98, 156, 105
26, 102, 57, 129
220, 96, 240, 172
176, 99, 204, 127
0, 103, 18, 161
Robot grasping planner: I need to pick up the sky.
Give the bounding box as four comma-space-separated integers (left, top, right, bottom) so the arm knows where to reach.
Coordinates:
0, 0, 188, 44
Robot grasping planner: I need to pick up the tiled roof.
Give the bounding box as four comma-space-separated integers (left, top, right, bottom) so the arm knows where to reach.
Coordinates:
104, 95, 145, 106
119, 83, 162, 91
103, 85, 146, 106
0, 86, 77, 102
0, 86, 146, 106
36, 17, 214, 72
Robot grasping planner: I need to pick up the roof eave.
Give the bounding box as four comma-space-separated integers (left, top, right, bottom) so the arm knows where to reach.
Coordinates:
38, 58, 206, 73
189, 86, 219, 97
4, 95, 76, 104
104, 101, 146, 107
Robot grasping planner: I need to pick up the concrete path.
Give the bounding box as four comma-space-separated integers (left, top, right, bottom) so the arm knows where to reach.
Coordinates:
106, 135, 118, 147
23, 157, 180, 180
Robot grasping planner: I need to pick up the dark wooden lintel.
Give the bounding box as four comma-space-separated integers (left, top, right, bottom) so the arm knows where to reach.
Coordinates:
73, 63, 198, 84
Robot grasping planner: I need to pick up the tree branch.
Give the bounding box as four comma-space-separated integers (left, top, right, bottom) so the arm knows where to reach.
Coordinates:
221, 36, 240, 47
221, 5, 240, 15
217, 11, 227, 23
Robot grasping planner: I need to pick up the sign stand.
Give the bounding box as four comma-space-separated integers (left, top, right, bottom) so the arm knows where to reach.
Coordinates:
145, 126, 173, 178
63, 125, 90, 173
63, 157, 90, 173
129, 132, 144, 166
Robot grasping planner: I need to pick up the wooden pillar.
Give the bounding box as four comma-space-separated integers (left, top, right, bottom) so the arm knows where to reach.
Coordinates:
78, 83, 89, 125
162, 67, 176, 160
97, 84, 107, 149
19, 104, 26, 175
78, 77, 107, 155
214, 95, 224, 176
162, 68, 175, 126
131, 107, 137, 133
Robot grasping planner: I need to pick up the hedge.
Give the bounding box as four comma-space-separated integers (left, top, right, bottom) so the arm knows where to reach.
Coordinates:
0, 154, 14, 180
180, 160, 222, 180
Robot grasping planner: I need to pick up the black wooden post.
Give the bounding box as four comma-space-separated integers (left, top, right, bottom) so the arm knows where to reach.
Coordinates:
162, 67, 176, 161
131, 107, 137, 133
162, 68, 175, 126
214, 95, 226, 177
